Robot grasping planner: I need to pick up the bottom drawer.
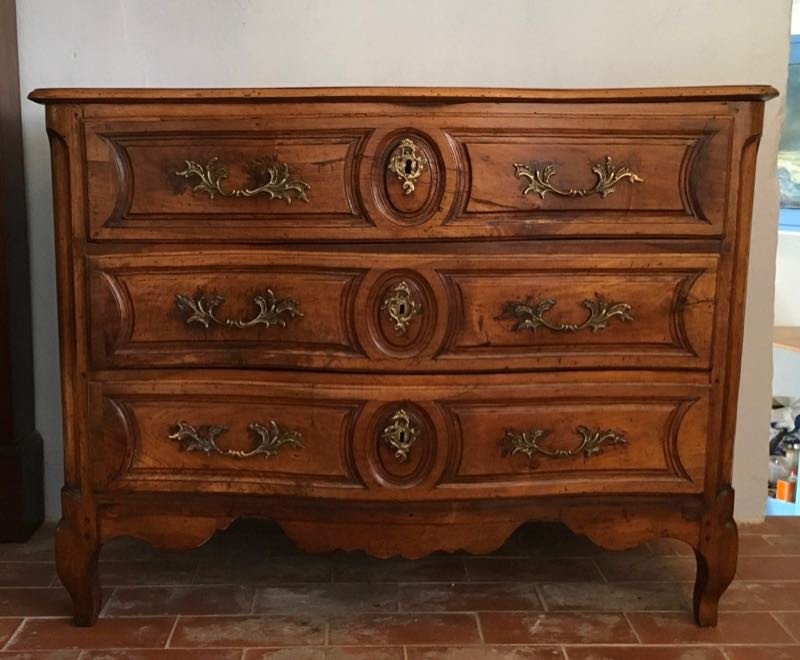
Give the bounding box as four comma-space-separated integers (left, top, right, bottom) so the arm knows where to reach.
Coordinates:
90, 372, 710, 499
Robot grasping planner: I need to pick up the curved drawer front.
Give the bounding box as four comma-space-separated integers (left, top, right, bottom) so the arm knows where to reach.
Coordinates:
83, 102, 734, 241
88, 248, 718, 371
89, 260, 367, 368
91, 382, 364, 492
85, 119, 369, 241
439, 395, 705, 491
447, 123, 728, 236
90, 373, 708, 498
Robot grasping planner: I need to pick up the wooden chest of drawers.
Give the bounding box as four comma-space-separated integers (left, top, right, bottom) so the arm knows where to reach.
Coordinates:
30, 86, 776, 627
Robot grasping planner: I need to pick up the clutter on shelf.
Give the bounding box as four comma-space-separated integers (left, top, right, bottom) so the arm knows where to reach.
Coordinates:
771, 397, 800, 502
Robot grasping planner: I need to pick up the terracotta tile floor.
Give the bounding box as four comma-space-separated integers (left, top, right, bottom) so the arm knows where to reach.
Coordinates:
0, 518, 799, 658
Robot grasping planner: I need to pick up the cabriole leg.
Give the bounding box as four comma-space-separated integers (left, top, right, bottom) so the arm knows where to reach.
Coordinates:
55, 495, 102, 626
692, 486, 738, 627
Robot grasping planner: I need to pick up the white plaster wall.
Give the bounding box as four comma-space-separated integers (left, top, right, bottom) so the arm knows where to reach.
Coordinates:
15, 0, 790, 521
773, 346, 800, 397
776, 231, 800, 326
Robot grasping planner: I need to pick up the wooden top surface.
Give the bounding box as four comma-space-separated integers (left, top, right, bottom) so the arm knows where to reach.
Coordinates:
28, 85, 779, 105
774, 327, 800, 352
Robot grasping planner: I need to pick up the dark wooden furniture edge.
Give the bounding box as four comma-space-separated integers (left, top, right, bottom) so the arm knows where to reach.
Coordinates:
28, 84, 779, 104
0, 0, 43, 541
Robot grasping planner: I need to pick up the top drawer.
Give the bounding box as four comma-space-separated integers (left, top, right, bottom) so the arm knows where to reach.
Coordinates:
82, 101, 736, 242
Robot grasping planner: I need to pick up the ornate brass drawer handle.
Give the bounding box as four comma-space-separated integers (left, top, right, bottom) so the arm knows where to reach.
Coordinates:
175, 289, 303, 329
514, 156, 643, 199
502, 425, 627, 467
501, 294, 632, 334
381, 281, 422, 335
381, 409, 420, 463
387, 138, 427, 195
175, 156, 310, 203
169, 420, 303, 459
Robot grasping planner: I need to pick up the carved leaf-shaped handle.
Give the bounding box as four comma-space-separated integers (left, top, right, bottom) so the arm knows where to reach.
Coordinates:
169, 420, 303, 459
500, 294, 632, 334
175, 289, 303, 329
502, 426, 627, 467
175, 156, 310, 203
514, 156, 643, 199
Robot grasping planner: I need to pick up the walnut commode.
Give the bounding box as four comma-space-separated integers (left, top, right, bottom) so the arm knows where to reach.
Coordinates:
30, 85, 776, 626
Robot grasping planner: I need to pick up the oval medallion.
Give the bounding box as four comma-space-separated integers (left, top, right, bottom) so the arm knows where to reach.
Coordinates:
367, 270, 436, 358
374, 130, 444, 225
369, 402, 436, 487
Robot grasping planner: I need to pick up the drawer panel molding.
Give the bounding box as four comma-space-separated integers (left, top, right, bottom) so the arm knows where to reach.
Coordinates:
437, 264, 714, 367
93, 387, 365, 490
440, 394, 701, 487
444, 122, 729, 235
89, 263, 367, 368
87, 126, 373, 239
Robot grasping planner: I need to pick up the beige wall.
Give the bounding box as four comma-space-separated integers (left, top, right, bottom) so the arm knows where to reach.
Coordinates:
15, 0, 790, 521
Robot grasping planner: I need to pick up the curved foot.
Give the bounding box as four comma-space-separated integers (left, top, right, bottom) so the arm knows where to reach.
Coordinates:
55, 511, 102, 626
692, 486, 738, 627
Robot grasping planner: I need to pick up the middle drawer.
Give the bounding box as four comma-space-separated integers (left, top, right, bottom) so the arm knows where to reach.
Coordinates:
88, 246, 718, 372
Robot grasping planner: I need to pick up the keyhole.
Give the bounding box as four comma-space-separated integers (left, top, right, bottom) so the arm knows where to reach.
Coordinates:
404, 159, 413, 175
398, 430, 406, 443
398, 302, 407, 316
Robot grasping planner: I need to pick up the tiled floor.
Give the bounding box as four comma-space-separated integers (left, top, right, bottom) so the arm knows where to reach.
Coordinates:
0, 518, 799, 659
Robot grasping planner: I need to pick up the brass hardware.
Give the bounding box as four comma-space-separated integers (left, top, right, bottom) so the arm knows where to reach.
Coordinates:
381, 409, 420, 463
501, 294, 632, 334
514, 156, 643, 199
175, 156, 310, 203
175, 289, 303, 329
502, 425, 627, 466
387, 138, 427, 195
380, 281, 422, 336
169, 420, 303, 459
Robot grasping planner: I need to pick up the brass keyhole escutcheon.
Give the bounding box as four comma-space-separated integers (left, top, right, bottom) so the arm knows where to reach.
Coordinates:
381, 409, 420, 463
388, 138, 427, 195
380, 281, 422, 336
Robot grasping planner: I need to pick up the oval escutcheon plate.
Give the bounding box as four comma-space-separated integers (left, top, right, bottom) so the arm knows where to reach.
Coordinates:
367, 270, 437, 358
367, 403, 437, 488
374, 131, 444, 225
381, 281, 422, 336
